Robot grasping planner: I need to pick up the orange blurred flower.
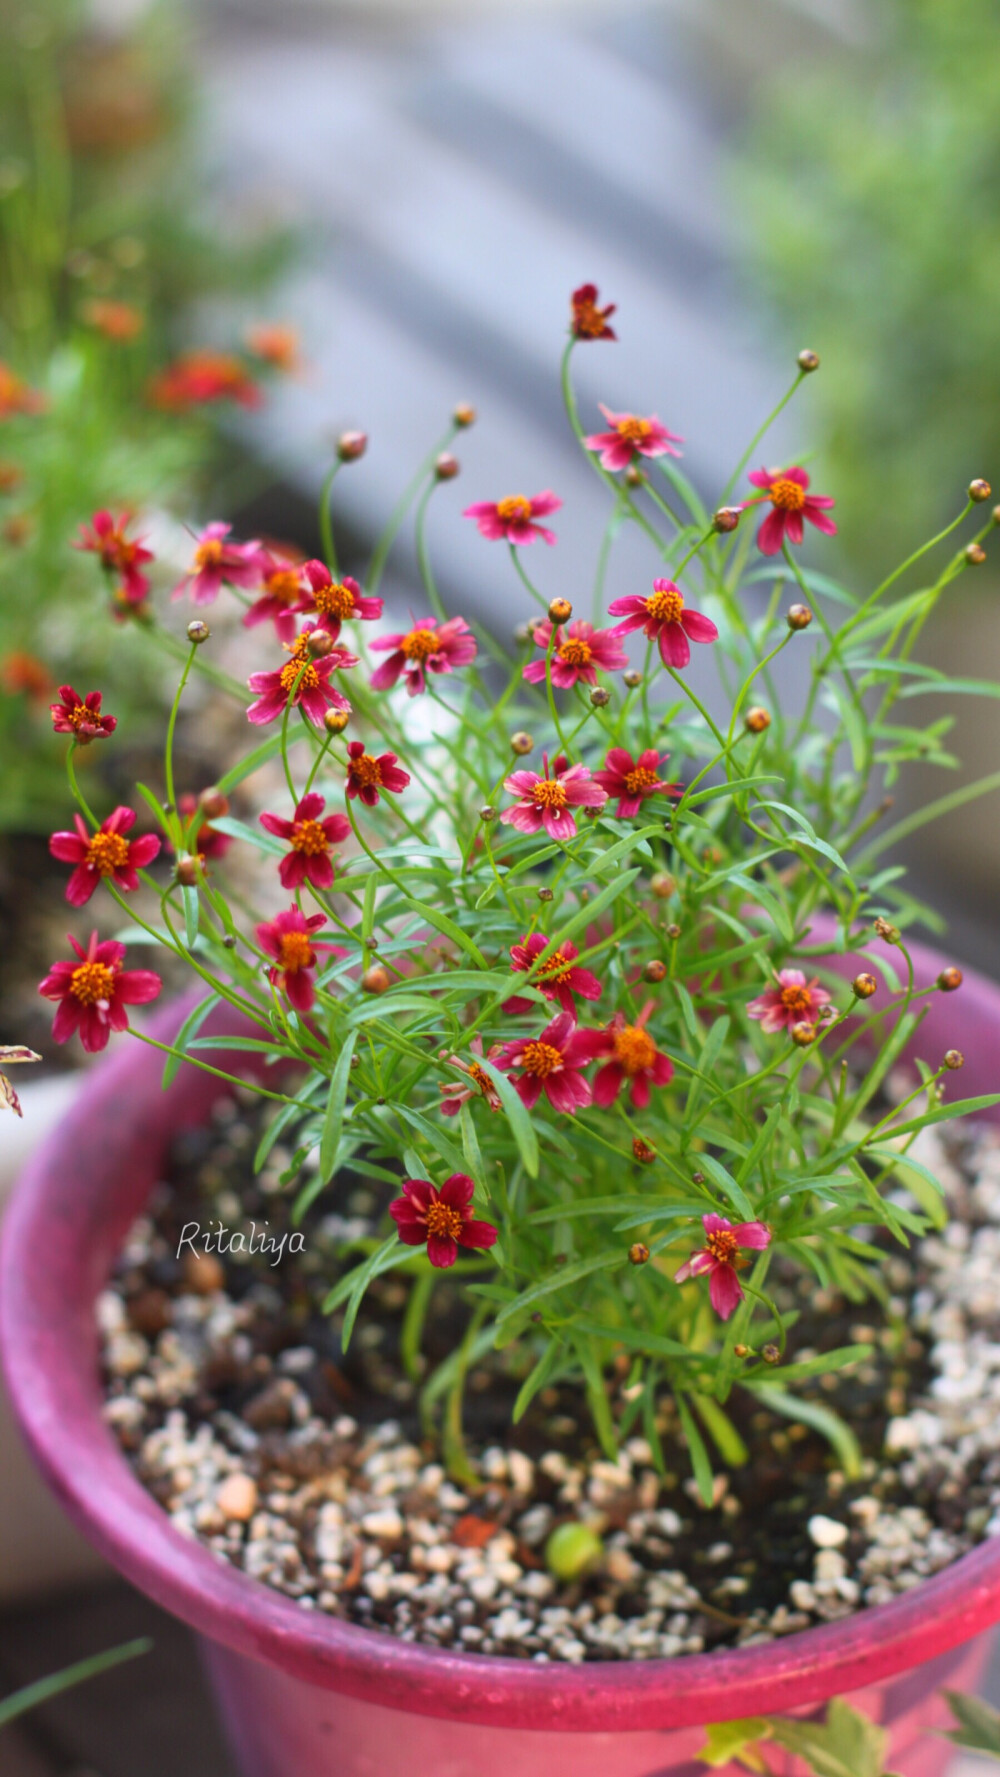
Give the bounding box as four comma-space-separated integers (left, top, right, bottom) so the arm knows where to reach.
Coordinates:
82, 300, 146, 342
245, 324, 301, 374
1, 651, 52, 701
148, 351, 261, 411
0, 363, 45, 419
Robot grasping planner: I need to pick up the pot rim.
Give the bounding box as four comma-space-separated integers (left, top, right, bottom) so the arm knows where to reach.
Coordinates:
3, 928, 1000, 1731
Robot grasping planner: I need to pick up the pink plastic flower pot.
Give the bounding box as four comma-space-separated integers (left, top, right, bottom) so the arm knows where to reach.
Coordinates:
2, 930, 999, 1777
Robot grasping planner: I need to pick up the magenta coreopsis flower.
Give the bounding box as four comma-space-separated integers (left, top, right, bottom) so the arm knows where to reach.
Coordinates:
747, 968, 832, 1034
300, 560, 383, 641
438, 1036, 504, 1118
498, 1011, 603, 1114
570, 283, 616, 341
49, 806, 161, 906
243, 551, 309, 643
501, 755, 607, 842
522, 618, 628, 691
370, 614, 477, 696
247, 631, 355, 729
172, 522, 266, 605
389, 1173, 497, 1269
674, 1213, 772, 1320
584, 406, 682, 472
744, 466, 837, 557
73, 510, 154, 602
345, 740, 411, 806
608, 579, 718, 670
594, 746, 682, 818
255, 906, 332, 1013
502, 934, 603, 1016
259, 793, 350, 891
49, 685, 116, 743
463, 492, 562, 547
588, 1003, 673, 1111
39, 933, 162, 1053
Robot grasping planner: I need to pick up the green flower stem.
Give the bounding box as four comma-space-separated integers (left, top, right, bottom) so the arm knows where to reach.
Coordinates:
560, 340, 671, 557
318, 460, 341, 577
163, 641, 198, 831
718, 370, 806, 505
366, 420, 459, 596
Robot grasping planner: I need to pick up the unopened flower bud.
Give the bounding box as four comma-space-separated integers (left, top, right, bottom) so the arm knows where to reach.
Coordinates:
624, 464, 645, 487
590, 686, 611, 707
306, 628, 334, 657
787, 603, 813, 630
623, 669, 643, 689
745, 706, 771, 733
632, 1138, 656, 1165
366, 936, 379, 950
435, 451, 460, 480
337, 429, 367, 462
712, 506, 740, 534
691, 1171, 705, 1185
514, 622, 533, 645
852, 973, 877, 999
644, 959, 667, 983
874, 916, 900, 944
937, 967, 963, 992
222, 933, 237, 949
944, 1049, 965, 1070
965, 542, 987, 566
453, 403, 476, 427
174, 854, 201, 887
510, 731, 534, 755
650, 872, 675, 899
537, 886, 553, 903
628, 1242, 650, 1265
479, 805, 498, 822
187, 619, 210, 644
548, 597, 573, 623
791, 1020, 817, 1047
198, 786, 229, 820
733, 1343, 750, 1359
993, 505, 1000, 528
362, 966, 390, 995
666, 922, 681, 940
761, 1342, 781, 1365
969, 478, 992, 503
323, 707, 350, 734
545, 1521, 603, 1582
797, 348, 820, 373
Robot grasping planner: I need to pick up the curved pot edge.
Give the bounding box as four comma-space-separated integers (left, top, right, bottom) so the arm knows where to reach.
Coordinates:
3, 940, 1000, 1732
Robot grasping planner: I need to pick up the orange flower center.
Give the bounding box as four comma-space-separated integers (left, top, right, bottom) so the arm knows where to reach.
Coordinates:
425, 1200, 464, 1241
705, 1228, 741, 1266
645, 586, 684, 624
266, 569, 303, 606
557, 638, 592, 668
291, 818, 329, 857
520, 1039, 562, 1079
312, 579, 357, 620
612, 1025, 657, 1075
537, 948, 572, 983
769, 477, 806, 514
85, 830, 130, 876
530, 779, 568, 810
194, 539, 225, 569
277, 931, 314, 973
616, 416, 652, 444
623, 766, 659, 795
574, 300, 607, 339
351, 752, 383, 790
780, 983, 813, 1016
67, 702, 97, 731
70, 959, 115, 1005
400, 627, 440, 662
279, 658, 320, 696
466, 1060, 493, 1095
496, 495, 533, 523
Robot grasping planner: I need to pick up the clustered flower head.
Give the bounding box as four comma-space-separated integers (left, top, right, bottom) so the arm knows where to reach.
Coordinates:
247, 629, 355, 728
255, 907, 332, 1013
259, 793, 350, 891
49, 806, 161, 905
609, 579, 718, 670
174, 522, 265, 606
523, 618, 627, 690
39, 933, 162, 1053
747, 968, 832, 1034
389, 1174, 497, 1268
744, 465, 837, 556
463, 491, 562, 547
674, 1215, 772, 1320
50, 685, 116, 742
594, 747, 681, 818
371, 615, 477, 697
501, 754, 607, 841
74, 510, 154, 605
584, 405, 682, 472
